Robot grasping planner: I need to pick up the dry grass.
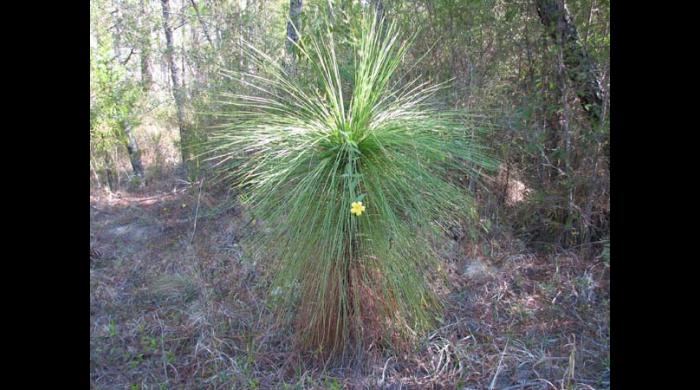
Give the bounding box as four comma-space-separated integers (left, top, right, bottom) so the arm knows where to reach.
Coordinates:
90, 174, 608, 389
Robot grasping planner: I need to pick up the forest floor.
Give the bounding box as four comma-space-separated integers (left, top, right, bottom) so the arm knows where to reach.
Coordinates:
90, 177, 609, 390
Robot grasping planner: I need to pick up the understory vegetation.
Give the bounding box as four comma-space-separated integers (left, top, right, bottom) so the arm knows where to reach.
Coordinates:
91, 0, 609, 388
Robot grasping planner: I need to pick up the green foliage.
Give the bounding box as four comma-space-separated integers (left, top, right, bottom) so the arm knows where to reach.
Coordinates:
90, 43, 143, 158
601, 239, 609, 265
202, 11, 496, 360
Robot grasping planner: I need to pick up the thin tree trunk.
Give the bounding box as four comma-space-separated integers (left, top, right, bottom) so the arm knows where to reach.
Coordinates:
189, 14, 202, 94
160, 0, 190, 169
140, 46, 152, 91
90, 155, 102, 189
111, 0, 123, 61
181, 0, 187, 92
110, 0, 146, 181
140, 0, 152, 90
287, 0, 302, 50
239, 3, 244, 75
556, 38, 574, 245
247, 1, 255, 73
535, 0, 603, 124
370, 0, 384, 22
189, 0, 215, 47
326, 0, 335, 25
123, 123, 145, 178
104, 153, 116, 191
285, 0, 302, 74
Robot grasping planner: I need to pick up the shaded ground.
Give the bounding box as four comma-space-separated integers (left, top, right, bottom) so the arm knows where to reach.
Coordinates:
90, 182, 609, 389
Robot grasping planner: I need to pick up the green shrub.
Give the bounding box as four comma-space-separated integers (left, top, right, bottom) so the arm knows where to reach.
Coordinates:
90, 43, 144, 187
203, 11, 496, 361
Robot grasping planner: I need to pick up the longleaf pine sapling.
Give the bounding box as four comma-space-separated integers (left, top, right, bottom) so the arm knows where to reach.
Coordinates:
203, 10, 497, 362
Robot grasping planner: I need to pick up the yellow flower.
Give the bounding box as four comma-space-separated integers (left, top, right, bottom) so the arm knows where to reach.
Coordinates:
350, 201, 366, 216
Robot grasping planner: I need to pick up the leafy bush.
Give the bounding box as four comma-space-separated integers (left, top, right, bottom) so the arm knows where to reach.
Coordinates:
90, 45, 142, 147
203, 11, 496, 361
90, 43, 143, 185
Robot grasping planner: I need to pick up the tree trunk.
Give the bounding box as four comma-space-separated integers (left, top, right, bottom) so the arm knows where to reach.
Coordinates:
239, 3, 245, 75
160, 0, 190, 169
189, 0, 215, 48
287, 0, 302, 50
326, 0, 336, 24
112, 0, 146, 182
181, 0, 187, 92
103, 152, 117, 191
535, 0, 603, 124
140, 0, 152, 91
111, 0, 123, 61
285, 0, 302, 74
555, 39, 575, 245
370, 0, 384, 22
123, 123, 145, 178
90, 156, 102, 189
140, 46, 152, 90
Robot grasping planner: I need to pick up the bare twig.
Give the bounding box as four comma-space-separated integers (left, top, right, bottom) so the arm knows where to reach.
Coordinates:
120, 47, 135, 65
155, 313, 169, 385
380, 356, 394, 386
489, 339, 509, 390
189, 0, 215, 48
190, 177, 205, 244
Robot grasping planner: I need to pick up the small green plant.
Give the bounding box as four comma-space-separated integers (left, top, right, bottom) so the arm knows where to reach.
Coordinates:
601, 239, 610, 265
107, 319, 118, 338
247, 378, 260, 389
141, 336, 158, 352
129, 353, 144, 369
165, 350, 176, 364
203, 10, 496, 361
324, 377, 343, 390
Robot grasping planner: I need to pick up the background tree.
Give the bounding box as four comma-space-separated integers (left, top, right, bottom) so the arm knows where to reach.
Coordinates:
535, 0, 604, 123
160, 0, 191, 172
285, 0, 303, 74
90, 0, 609, 258
91, 0, 147, 188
